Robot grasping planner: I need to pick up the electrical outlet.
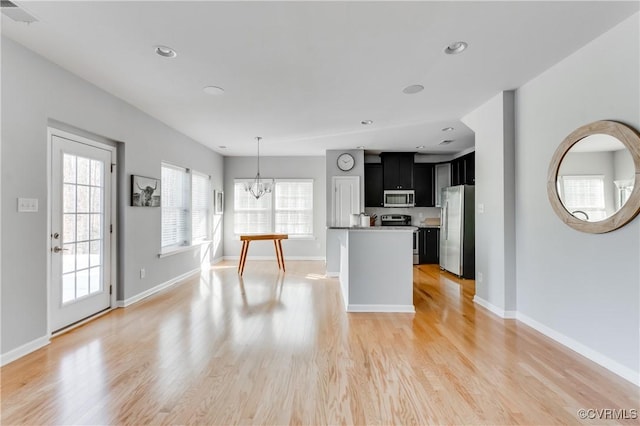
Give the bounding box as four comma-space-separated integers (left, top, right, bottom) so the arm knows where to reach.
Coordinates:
140, 268, 146, 279
477, 272, 483, 283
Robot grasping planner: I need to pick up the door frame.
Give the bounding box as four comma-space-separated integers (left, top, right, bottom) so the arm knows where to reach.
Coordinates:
46, 127, 118, 336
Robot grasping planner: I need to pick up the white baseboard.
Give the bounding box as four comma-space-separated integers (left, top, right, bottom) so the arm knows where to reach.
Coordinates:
224, 255, 325, 261
516, 312, 639, 387
211, 257, 224, 265
1, 335, 50, 367
473, 295, 517, 319
116, 267, 200, 308
347, 304, 415, 313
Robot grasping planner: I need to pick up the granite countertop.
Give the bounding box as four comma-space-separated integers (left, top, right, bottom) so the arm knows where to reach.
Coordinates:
327, 226, 418, 231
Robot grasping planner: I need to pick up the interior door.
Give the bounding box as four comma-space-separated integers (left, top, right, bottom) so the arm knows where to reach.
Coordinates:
332, 176, 360, 227
50, 134, 112, 332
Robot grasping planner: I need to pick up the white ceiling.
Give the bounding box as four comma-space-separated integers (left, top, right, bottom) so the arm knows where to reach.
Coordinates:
2, 1, 638, 157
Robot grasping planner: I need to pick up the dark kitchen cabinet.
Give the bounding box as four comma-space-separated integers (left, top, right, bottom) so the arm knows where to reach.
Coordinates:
419, 228, 440, 264
365, 163, 384, 207
451, 152, 475, 186
413, 163, 434, 207
381, 153, 414, 189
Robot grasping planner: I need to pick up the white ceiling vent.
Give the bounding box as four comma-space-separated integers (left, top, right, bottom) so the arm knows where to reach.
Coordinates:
1, 1, 38, 23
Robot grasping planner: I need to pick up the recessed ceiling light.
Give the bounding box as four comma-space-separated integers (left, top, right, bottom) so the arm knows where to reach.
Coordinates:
361, 120, 373, 125
356, 145, 365, 149
442, 127, 455, 132
403, 84, 424, 94
444, 41, 468, 55
155, 45, 177, 58
416, 145, 425, 149
203, 86, 225, 96
440, 139, 455, 145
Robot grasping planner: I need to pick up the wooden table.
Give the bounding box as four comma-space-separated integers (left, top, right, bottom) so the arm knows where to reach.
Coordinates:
238, 234, 288, 276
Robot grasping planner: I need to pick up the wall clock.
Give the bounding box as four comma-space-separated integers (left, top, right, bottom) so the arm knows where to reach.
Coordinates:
337, 153, 355, 171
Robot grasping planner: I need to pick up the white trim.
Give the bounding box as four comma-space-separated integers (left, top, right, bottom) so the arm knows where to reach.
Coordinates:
116, 268, 200, 308
1, 335, 50, 367
46, 127, 118, 336
347, 304, 415, 313
52, 308, 115, 338
473, 295, 517, 319
516, 312, 640, 387
158, 241, 211, 258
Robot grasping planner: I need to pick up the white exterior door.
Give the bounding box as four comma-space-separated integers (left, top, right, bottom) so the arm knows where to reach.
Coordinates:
332, 176, 360, 227
50, 133, 113, 332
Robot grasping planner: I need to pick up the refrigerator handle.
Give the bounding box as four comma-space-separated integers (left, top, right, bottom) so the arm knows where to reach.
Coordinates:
443, 201, 448, 240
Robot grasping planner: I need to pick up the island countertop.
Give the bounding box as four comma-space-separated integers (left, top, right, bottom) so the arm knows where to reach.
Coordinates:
327, 226, 417, 231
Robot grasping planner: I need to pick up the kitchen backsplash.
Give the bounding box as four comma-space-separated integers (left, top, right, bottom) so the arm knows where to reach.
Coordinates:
364, 207, 441, 226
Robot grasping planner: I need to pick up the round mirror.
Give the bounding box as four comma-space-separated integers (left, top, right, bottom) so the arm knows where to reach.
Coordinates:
548, 120, 640, 233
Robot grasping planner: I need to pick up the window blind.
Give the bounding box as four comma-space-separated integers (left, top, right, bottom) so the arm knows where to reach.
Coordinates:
161, 164, 189, 248
275, 180, 313, 236
191, 171, 211, 242
560, 175, 607, 221
233, 178, 313, 236
234, 180, 273, 234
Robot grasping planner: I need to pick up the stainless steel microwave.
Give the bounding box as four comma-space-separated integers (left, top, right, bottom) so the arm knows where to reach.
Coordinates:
383, 190, 415, 207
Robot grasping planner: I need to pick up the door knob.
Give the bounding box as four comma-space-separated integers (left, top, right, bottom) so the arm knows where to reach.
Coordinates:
52, 246, 68, 253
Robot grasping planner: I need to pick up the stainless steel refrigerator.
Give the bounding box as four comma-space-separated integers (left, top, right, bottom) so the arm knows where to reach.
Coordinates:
440, 185, 475, 279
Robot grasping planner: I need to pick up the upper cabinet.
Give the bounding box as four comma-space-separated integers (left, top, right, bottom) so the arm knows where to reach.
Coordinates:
364, 163, 384, 207
381, 153, 414, 189
364, 151, 474, 208
451, 152, 475, 186
434, 163, 451, 207
413, 163, 434, 207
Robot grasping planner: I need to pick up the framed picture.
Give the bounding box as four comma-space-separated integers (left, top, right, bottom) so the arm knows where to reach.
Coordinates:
131, 175, 161, 207
214, 190, 224, 215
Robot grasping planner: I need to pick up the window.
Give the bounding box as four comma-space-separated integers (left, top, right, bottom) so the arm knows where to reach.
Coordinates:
161, 163, 211, 252
559, 175, 606, 221
234, 178, 313, 237
274, 180, 313, 235
191, 171, 211, 242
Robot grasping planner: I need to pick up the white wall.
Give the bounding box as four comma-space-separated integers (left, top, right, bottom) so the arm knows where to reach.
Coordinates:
1, 37, 224, 355
515, 12, 639, 380
462, 91, 517, 314
223, 156, 326, 260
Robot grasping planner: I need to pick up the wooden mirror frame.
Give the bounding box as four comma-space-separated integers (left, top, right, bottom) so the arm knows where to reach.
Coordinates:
547, 120, 640, 234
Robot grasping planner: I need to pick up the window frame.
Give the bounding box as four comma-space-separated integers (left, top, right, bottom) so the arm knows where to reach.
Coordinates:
558, 174, 607, 221
233, 178, 314, 239
160, 162, 212, 256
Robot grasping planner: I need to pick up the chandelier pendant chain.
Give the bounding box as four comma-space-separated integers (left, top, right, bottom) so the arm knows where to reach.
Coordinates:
245, 136, 272, 199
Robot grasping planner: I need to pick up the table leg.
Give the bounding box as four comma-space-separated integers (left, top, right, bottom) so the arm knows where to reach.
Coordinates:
238, 241, 250, 275
273, 240, 280, 269
277, 239, 285, 272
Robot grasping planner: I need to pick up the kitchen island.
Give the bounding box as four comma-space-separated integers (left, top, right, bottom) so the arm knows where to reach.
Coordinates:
327, 226, 416, 313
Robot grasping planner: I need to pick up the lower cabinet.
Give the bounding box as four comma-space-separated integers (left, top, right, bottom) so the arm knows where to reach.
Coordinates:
419, 228, 440, 264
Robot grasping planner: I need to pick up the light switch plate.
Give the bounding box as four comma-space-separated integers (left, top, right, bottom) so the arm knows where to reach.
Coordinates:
478, 203, 485, 214
18, 198, 38, 212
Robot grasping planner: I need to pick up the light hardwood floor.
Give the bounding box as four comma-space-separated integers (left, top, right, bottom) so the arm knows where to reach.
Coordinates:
1, 261, 638, 425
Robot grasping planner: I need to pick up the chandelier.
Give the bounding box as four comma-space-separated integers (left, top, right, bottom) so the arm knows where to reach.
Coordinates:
244, 136, 272, 199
